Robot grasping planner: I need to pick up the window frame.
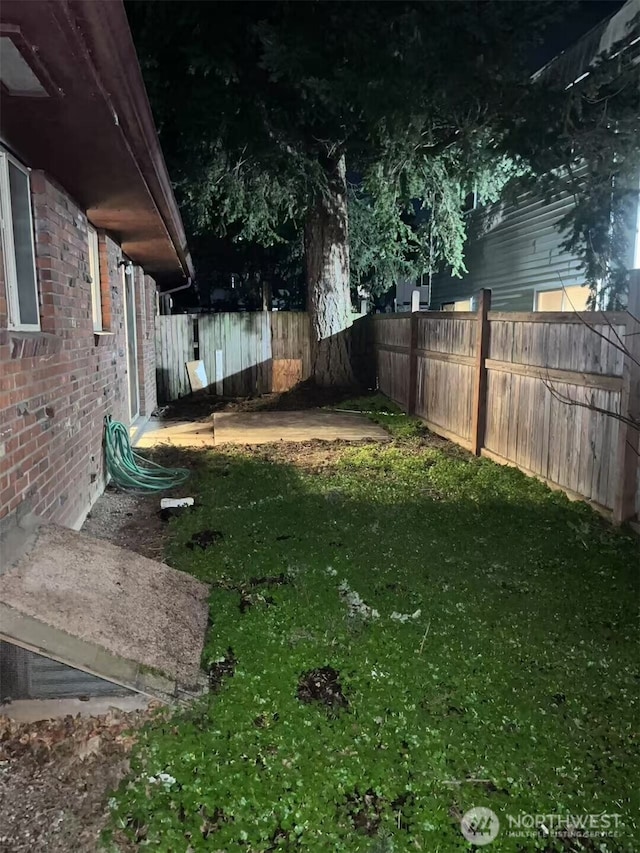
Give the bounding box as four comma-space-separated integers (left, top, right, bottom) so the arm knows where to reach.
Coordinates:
0, 148, 40, 331
441, 298, 473, 312
533, 285, 590, 312
533, 288, 563, 312
87, 223, 103, 331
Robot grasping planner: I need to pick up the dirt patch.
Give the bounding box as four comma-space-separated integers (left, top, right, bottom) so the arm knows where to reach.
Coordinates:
250, 439, 362, 471
159, 381, 365, 422
198, 806, 229, 840
344, 788, 384, 836
82, 487, 168, 562
266, 825, 290, 851
229, 432, 454, 473
260, 442, 351, 471
253, 712, 279, 729
83, 446, 204, 558
0, 707, 158, 853
207, 648, 237, 693
158, 504, 198, 523
186, 529, 224, 550
209, 574, 288, 615
248, 573, 289, 588
391, 791, 415, 832
239, 592, 276, 614
297, 666, 348, 713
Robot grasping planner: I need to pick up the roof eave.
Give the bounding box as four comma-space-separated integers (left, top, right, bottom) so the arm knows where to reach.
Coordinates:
69, 0, 193, 281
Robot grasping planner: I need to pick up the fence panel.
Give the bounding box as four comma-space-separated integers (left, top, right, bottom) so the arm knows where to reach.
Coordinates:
155, 314, 195, 404
370, 316, 411, 408
270, 312, 312, 391
197, 313, 272, 397
157, 311, 369, 402
368, 296, 638, 522
483, 313, 625, 509
415, 314, 477, 446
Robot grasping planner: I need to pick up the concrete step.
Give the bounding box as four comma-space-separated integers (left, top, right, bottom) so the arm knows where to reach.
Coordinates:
0, 524, 209, 701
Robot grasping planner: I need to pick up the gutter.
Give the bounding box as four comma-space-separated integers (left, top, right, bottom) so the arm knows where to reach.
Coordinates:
67, 0, 194, 281
160, 278, 194, 296
532, 0, 640, 88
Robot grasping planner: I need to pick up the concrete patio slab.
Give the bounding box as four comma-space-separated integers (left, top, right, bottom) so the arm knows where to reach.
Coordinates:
212, 410, 390, 445
0, 525, 209, 701
135, 418, 215, 448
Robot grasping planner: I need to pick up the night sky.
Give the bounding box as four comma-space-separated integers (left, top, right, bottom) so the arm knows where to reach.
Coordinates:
533, 0, 625, 68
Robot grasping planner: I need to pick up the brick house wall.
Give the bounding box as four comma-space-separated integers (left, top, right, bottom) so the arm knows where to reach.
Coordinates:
0, 171, 157, 531
135, 268, 158, 419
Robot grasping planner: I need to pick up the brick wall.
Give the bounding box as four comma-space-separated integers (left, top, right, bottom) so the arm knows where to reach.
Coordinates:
0, 171, 157, 530
135, 269, 158, 418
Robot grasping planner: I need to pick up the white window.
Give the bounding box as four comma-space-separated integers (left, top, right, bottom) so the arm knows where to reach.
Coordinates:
87, 224, 102, 331
0, 150, 39, 330
534, 285, 590, 312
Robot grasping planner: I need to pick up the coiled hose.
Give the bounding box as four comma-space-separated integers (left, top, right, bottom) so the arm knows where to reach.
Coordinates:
104, 416, 189, 492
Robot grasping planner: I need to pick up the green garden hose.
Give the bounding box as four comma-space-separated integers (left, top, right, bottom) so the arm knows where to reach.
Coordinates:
104, 416, 190, 492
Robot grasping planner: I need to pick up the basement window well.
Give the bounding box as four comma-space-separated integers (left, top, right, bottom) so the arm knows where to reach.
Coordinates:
0, 641, 132, 703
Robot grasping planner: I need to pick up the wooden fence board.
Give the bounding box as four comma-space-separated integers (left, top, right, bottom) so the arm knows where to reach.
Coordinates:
155, 315, 194, 403
156, 311, 356, 402
271, 312, 312, 383
370, 305, 633, 518
376, 348, 410, 409
576, 391, 594, 499
195, 313, 273, 398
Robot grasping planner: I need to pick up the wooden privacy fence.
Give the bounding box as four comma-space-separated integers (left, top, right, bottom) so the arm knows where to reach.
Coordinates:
155, 314, 195, 403
370, 282, 640, 524
155, 311, 314, 404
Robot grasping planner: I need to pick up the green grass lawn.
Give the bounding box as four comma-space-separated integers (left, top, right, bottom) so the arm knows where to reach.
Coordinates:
107, 401, 638, 852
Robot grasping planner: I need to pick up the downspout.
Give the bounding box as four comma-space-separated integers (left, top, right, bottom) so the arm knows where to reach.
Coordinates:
161, 277, 193, 296
157, 278, 194, 315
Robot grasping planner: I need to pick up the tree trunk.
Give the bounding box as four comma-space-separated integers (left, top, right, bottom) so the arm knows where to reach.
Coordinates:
305, 154, 355, 387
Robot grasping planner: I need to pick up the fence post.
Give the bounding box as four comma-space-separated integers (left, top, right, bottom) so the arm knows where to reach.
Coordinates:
471, 289, 491, 455
612, 270, 640, 525
407, 311, 419, 415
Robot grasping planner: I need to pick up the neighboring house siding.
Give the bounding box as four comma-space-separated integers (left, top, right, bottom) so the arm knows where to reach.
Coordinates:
0, 171, 157, 530
430, 185, 586, 311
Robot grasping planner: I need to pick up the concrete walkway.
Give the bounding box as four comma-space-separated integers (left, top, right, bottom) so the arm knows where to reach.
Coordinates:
0, 525, 209, 701
135, 409, 389, 448
213, 410, 390, 445
136, 418, 216, 448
